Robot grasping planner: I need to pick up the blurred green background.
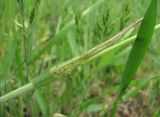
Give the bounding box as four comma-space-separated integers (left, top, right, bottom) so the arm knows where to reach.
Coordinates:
0, 0, 160, 116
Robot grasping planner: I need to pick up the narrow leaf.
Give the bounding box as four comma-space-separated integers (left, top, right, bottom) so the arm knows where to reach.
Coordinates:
67, 31, 79, 57
34, 90, 49, 117
120, 0, 157, 95
3, 38, 17, 78
111, 0, 157, 116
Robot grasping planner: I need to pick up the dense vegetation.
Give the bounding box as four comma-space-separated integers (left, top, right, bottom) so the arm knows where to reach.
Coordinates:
0, 0, 159, 116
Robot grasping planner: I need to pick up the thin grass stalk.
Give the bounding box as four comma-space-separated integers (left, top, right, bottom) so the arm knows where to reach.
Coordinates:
19, 0, 29, 79
1, 22, 160, 103
50, 18, 142, 77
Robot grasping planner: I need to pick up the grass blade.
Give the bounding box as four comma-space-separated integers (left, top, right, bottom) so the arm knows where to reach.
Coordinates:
120, 0, 157, 95
111, 0, 157, 116
2, 38, 17, 78
34, 90, 49, 117
67, 31, 79, 57
1, 21, 160, 103
0, 19, 141, 102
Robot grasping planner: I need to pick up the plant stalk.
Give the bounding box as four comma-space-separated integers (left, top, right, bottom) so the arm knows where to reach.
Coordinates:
1, 21, 160, 103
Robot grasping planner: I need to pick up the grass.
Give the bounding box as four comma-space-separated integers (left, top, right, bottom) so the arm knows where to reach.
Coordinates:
111, 0, 157, 116
0, 0, 160, 116
120, 0, 157, 95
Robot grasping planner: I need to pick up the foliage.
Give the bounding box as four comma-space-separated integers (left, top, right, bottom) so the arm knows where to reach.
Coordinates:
0, 0, 159, 116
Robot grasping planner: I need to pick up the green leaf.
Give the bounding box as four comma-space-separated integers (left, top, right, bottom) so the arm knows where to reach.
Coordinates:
67, 31, 79, 57
120, 0, 157, 95
86, 103, 107, 112
34, 90, 49, 117
111, 0, 157, 116
3, 38, 17, 78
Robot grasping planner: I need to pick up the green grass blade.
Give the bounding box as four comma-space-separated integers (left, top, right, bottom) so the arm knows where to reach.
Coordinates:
67, 31, 79, 57
1, 22, 160, 103
85, 103, 106, 112
34, 90, 49, 117
111, 0, 157, 116
120, 0, 157, 95
0, 83, 34, 103
2, 38, 17, 78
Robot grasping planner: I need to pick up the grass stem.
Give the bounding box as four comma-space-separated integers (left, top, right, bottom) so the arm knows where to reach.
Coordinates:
1, 22, 160, 103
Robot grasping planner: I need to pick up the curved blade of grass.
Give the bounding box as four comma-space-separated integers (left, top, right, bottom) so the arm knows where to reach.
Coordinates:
111, 0, 157, 116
